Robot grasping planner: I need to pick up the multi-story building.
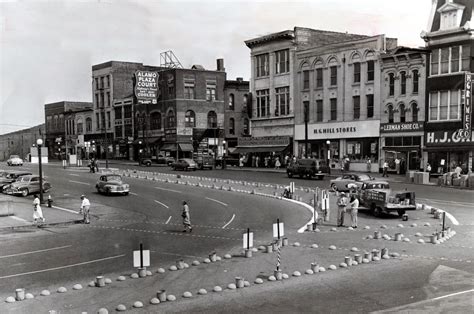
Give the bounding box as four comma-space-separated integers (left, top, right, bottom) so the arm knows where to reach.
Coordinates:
243, 27, 374, 164
44, 101, 92, 159
293, 34, 397, 172
223, 78, 250, 157
421, 0, 473, 174
0, 124, 45, 161
379, 47, 428, 173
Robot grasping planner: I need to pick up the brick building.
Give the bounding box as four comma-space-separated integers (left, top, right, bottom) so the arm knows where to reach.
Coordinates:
0, 124, 45, 161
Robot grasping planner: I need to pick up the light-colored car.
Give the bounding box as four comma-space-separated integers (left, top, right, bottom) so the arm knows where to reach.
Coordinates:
7, 155, 23, 166
171, 159, 197, 171
96, 174, 130, 195
330, 173, 374, 192
3, 175, 51, 197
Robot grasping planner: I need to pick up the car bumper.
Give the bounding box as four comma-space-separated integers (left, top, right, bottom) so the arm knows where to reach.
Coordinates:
108, 188, 130, 194
3, 189, 23, 195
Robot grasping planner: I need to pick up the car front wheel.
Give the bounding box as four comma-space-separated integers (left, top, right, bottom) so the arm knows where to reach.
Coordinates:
331, 183, 338, 192
21, 189, 29, 197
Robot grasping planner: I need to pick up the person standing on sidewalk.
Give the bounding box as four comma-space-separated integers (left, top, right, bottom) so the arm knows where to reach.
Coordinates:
382, 160, 389, 177
181, 201, 192, 232
336, 192, 348, 227
349, 194, 359, 228
33, 194, 45, 224
80, 195, 91, 224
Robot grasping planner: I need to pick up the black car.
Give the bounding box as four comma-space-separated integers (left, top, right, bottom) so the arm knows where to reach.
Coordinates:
287, 158, 329, 180
140, 154, 175, 167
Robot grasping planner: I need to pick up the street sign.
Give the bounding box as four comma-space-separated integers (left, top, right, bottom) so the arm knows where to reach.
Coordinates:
133, 250, 150, 268
461, 73, 472, 140
273, 221, 284, 239
243, 231, 254, 249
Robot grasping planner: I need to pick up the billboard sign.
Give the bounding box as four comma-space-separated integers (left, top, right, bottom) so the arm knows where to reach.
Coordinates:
135, 71, 158, 104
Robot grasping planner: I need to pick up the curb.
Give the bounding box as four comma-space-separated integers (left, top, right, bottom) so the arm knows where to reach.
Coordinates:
0, 219, 84, 231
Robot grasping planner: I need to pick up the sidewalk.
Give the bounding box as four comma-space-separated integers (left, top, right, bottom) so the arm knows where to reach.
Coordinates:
0, 194, 82, 229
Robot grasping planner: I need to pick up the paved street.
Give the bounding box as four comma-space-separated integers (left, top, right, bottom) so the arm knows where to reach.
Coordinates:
0, 162, 472, 313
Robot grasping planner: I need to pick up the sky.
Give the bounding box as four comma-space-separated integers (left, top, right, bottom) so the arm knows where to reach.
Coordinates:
0, 0, 433, 135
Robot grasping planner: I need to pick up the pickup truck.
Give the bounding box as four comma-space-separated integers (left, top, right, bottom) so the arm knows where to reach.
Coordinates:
139, 155, 175, 167
358, 181, 416, 217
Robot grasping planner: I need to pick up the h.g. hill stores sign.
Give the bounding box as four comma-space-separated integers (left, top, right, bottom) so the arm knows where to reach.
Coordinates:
295, 120, 380, 140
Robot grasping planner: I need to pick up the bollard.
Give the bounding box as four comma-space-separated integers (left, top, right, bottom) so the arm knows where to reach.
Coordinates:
157, 290, 167, 302
364, 252, 372, 260
274, 269, 283, 281
436, 232, 441, 240
354, 254, 362, 264
15, 288, 25, 301
394, 233, 402, 241
209, 252, 217, 262
95, 276, 106, 287
245, 249, 252, 258
235, 277, 244, 288
177, 259, 185, 270
282, 237, 289, 246
372, 249, 381, 259
310, 263, 319, 273
265, 245, 273, 253
344, 256, 352, 267
430, 234, 437, 244
47, 195, 53, 208
374, 231, 382, 239
381, 248, 388, 256
138, 268, 147, 278
306, 224, 312, 232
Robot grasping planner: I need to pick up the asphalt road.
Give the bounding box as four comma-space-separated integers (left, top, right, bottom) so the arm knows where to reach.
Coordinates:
0, 161, 472, 313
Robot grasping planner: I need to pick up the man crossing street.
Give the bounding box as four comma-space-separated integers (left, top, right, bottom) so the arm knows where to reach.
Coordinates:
80, 195, 91, 224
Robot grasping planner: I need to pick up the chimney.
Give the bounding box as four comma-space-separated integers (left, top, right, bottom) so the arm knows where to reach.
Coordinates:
217, 58, 225, 71
236, 77, 243, 82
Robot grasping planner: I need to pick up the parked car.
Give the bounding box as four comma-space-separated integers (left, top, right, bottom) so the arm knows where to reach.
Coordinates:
358, 181, 416, 217
0, 170, 33, 189
330, 173, 374, 192
171, 159, 198, 171
3, 175, 51, 197
96, 174, 130, 195
195, 156, 214, 170
7, 155, 23, 166
140, 154, 175, 167
286, 158, 329, 180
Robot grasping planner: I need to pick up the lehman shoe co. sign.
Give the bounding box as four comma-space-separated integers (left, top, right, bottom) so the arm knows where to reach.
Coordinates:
380, 122, 424, 133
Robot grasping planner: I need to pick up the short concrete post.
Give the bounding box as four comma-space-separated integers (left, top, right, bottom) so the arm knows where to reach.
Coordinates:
306, 224, 312, 232
138, 268, 147, 278
310, 263, 319, 273
374, 231, 382, 239
282, 238, 289, 246
441, 231, 447, 238
372, 249, 381, 259
394, 233, 402, 241
364, 252, 372, 260
354, 254, 362, 264
272, 242, 279, 251
274, 269, 283, 280
430, 234, 437, 244
157, 290, 167, 302
15, 288, 25, 301
381, 248, 388, 256
344, 256, 352, 266
235, 277, 244, 288
177, 259, 185, 270
209, 252, 217, 262
265, 245, 273, 253
245, 249, 252, 258
436, 232, 441, 240
95, 276, 105, 287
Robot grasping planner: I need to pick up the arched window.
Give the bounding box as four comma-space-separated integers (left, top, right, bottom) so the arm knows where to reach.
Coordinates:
150, 112, 161, 130
207, 111, 217, 128
229, 94, 234, 110
388, 73, 395, 96
400, 71, 407, 95
185, 110, 195, 127
229, 118, 235, 135
86, 118, 92, 132
243, 118, 249, 135
166, 110, 175, 128
412, 70, 419, 93
54, 115, 59, 130
411, 103, 419, 122
399, 103, 406, 123
387, 105, 394, 123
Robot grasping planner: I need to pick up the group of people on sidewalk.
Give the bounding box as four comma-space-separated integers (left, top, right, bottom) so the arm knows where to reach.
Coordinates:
336, 191, 359, 228
31, 194, 91, 225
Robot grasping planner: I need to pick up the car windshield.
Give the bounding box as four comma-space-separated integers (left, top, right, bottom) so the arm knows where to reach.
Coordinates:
10, 155, 20, 159
17, 176, 30, 182
107, 175, 122, 182
357, 175, 371, 181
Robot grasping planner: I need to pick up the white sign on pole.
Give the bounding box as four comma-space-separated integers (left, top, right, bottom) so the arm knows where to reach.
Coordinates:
321, 190, 329, 210
290, 182, 295, 194
133, 250, 150, 267
243, 232, 254, 249
273, 222, 284, 238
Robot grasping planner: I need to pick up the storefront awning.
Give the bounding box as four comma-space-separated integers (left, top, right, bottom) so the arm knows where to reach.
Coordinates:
179, 143, 194, 151
233, 145, 289, 154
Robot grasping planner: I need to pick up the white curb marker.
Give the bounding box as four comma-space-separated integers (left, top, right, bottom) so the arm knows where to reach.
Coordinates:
222, 214, 236, 228
154, 200, 169, 209
205, 197, 228, 207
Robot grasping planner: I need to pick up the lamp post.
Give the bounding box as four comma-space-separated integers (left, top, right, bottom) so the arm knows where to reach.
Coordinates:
222, 140, 226, 169
326, 140, 331, 175
37, 138, 44, 204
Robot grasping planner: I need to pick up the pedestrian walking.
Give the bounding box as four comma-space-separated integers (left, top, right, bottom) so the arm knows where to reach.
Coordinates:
255, 156, 260, 168
181, 201, 192, 232
80, 195, 91, 224
336, 192, 348, 227
349, 194, 359, 228
94, 159, 100, 173
426, 163, 432, 173
33, 194, 45, 224
366, 157, 371, 173
382, 160, 389, 177
275, 157, 281, 169
395, 157, 400, 174
251, 155, 256, 167
89, 159, 95, 173
239, 156, 244, 169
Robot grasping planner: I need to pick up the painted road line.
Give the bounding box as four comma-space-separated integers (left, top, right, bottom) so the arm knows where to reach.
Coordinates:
0, 245, 72, 259
155, 187, 182, 193
222, 214, 236, 228
69, 173, 80, 177
68, 180, 90, 186
165, 216, 172, 224
9, 216, 30, 224
0, 254, 126, 279
154, 200, 169, 209
130, 192, 138, 196
52, 205, 79, 214
205, 197, 228, 207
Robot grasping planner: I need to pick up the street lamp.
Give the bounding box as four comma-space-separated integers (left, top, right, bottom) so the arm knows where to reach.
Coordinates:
326, 140, 331, 175
37, 138, 44, 204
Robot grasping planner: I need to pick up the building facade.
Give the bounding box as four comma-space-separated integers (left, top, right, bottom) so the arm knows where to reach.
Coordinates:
293, 34, 397, 172
224, 78, 250, 157
421, 0, 473, 174
0, 124, 45, 161
379, 47, 428, 173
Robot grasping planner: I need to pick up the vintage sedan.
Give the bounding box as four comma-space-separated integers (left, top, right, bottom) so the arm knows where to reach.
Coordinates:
3, 175, 51, 197
7, 155, 23, 166
95, 174, 130, 195
0, 170, 32, 189
330, 173, 374, 192
171, 159, 198, 171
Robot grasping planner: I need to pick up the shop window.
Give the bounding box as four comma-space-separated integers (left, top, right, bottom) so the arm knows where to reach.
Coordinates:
394, 137, 402, 146
413, 136, 421, 146
353, 96, 360, 119
388, 73, 395, 96
412, 70, 419, 93
402, 136, 412, 146
385, 137, 394, 146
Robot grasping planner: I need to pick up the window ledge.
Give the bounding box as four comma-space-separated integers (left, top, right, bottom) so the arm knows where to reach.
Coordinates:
352, 82, 361, 87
